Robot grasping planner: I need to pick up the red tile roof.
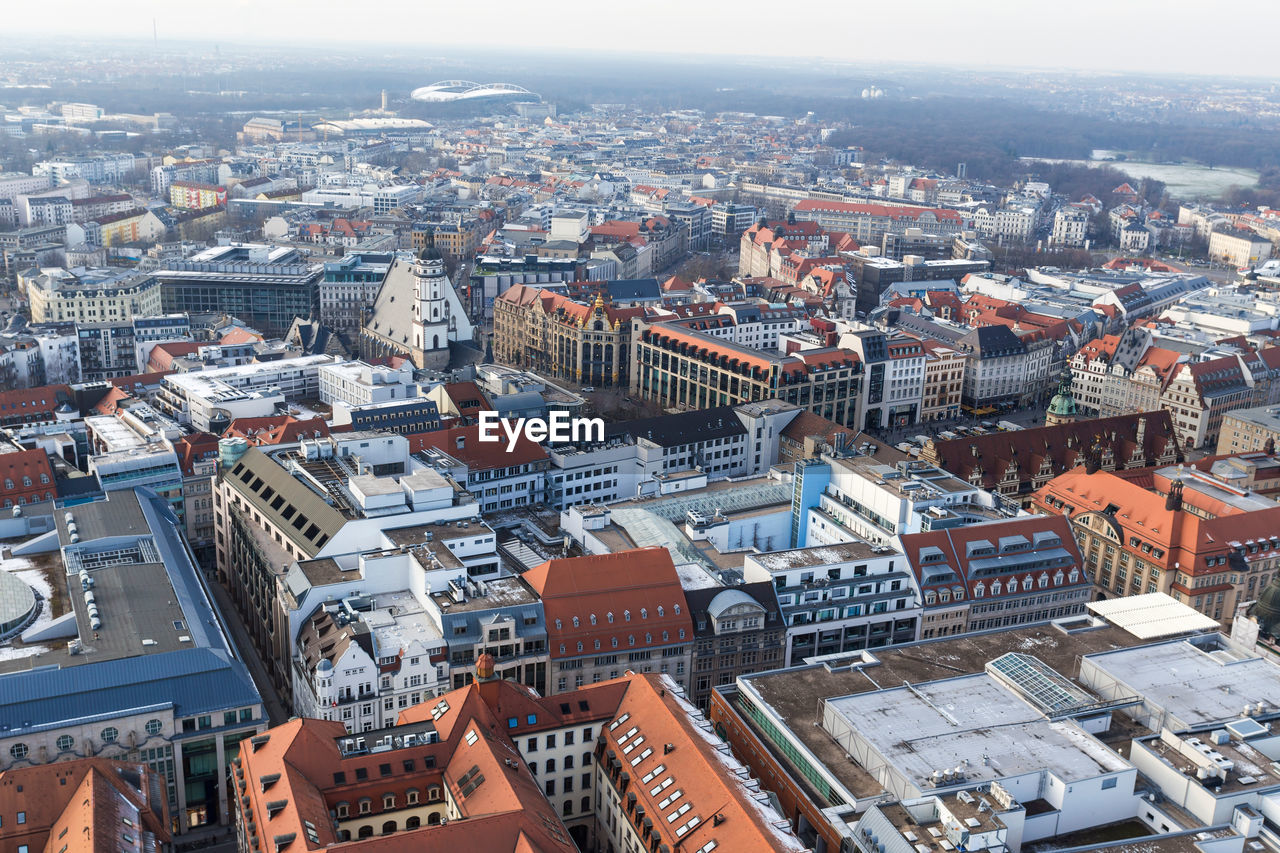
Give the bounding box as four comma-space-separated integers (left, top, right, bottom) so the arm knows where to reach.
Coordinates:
407, 423, 548, 471
226, 415, 330, 445
0, 384, 72, 425
523, 548, 693, 660
596, 673, 807, 851
0, 447, 55, 505
0, 759, 169, 852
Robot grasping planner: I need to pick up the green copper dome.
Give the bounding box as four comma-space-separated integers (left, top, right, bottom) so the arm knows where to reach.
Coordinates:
1047, 366, 1077, 418
1253, 575, 1280, 636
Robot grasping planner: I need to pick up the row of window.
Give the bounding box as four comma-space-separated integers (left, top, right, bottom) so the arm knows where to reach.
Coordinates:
8, 718, 165, 759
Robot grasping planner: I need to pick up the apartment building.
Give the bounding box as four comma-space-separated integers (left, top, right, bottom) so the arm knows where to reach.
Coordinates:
745, 541, 919, 667
917, 338, 965, 421
169, 181, 226, 210
901, 514, 1091, 637
840, 328, 926, 430
1052, 204, 1091, 247
213, 433, 481, 698
25, 266, 162, 324
1217, 404, 1280, 454
792, 199, 972, 243
526, 548, 694, 695
318, 251, 394, 337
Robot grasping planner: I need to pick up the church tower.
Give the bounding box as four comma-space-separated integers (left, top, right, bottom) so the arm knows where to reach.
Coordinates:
1045, 365, 1078, 427
411, 248, 451, 368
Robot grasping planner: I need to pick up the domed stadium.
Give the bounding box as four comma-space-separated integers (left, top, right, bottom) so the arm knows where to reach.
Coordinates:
0, 569, 39, 639
410, 80, 540, 106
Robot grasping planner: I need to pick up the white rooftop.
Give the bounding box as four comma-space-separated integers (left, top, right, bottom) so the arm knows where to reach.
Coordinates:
823, 672, 1131, 789
1082, 636, 1280, 730
1086, 593, 1221, 640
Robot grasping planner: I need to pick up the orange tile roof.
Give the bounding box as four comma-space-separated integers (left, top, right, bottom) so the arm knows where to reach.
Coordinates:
597, 673, 807, 851
523, 548, 693, 658
227, 415, 330, 445
0, 759, 169, 852
407, 423, 548, 470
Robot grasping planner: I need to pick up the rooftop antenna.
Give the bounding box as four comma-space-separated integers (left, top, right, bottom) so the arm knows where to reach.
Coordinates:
153, 18, 157, 46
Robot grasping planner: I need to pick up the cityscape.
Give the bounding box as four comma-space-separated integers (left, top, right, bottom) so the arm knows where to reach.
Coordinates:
3, 5, 1280, 853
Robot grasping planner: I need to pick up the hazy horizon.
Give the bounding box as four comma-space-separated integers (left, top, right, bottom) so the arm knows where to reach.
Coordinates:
8, 0, 1280, 80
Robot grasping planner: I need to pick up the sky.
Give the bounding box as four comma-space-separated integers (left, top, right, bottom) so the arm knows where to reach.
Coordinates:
9, 0, 1280, 79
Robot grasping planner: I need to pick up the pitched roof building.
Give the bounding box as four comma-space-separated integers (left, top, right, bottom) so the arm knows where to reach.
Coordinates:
920, 410, 1180, 506
523, 548, 695, 695
1032, 462, 1280, 620
0, 759, 170, 852
0, 446, 55, 508
900, 514, 1091, 639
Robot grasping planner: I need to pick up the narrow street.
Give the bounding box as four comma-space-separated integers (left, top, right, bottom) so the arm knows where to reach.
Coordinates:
204, 575, 290, 726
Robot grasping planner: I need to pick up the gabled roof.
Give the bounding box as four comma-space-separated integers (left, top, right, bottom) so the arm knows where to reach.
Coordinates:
0, 759, 170, 852
407, 423, 548, 471
226, 415, 331, 445
925, 410, 1179, 494
0, 447, 53, 498
597, 673, 807, 851
523, 548, 694, 659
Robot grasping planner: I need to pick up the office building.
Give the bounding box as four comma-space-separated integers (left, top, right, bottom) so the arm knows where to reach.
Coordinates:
153, 244, 323, 337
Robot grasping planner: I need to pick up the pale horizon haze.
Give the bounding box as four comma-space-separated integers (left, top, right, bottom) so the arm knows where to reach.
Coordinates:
8, 0, 1280, 79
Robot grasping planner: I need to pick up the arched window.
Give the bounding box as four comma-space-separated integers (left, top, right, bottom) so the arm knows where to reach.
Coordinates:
673, 604, 680, 615
611, 637, 618, 648
662, 631, 669, 642
678, 629, 685, 639
336, 802, 350, 818
624, 610, 631, 622
640, 608, 648, 619
590, 614, 597, 625
427, 813, 442, 826
628, 635, 635, 646
563, 800, 574, 817
358, 826, 374, 839
381, 820, 396, 835
594, 639, 601, 650
359, 798, 372, 815
546, 758, 556, 773
427, 786, 442, 803
406, 816, 421, 829
383, 794, 395, 809
645, 633, 652, 643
